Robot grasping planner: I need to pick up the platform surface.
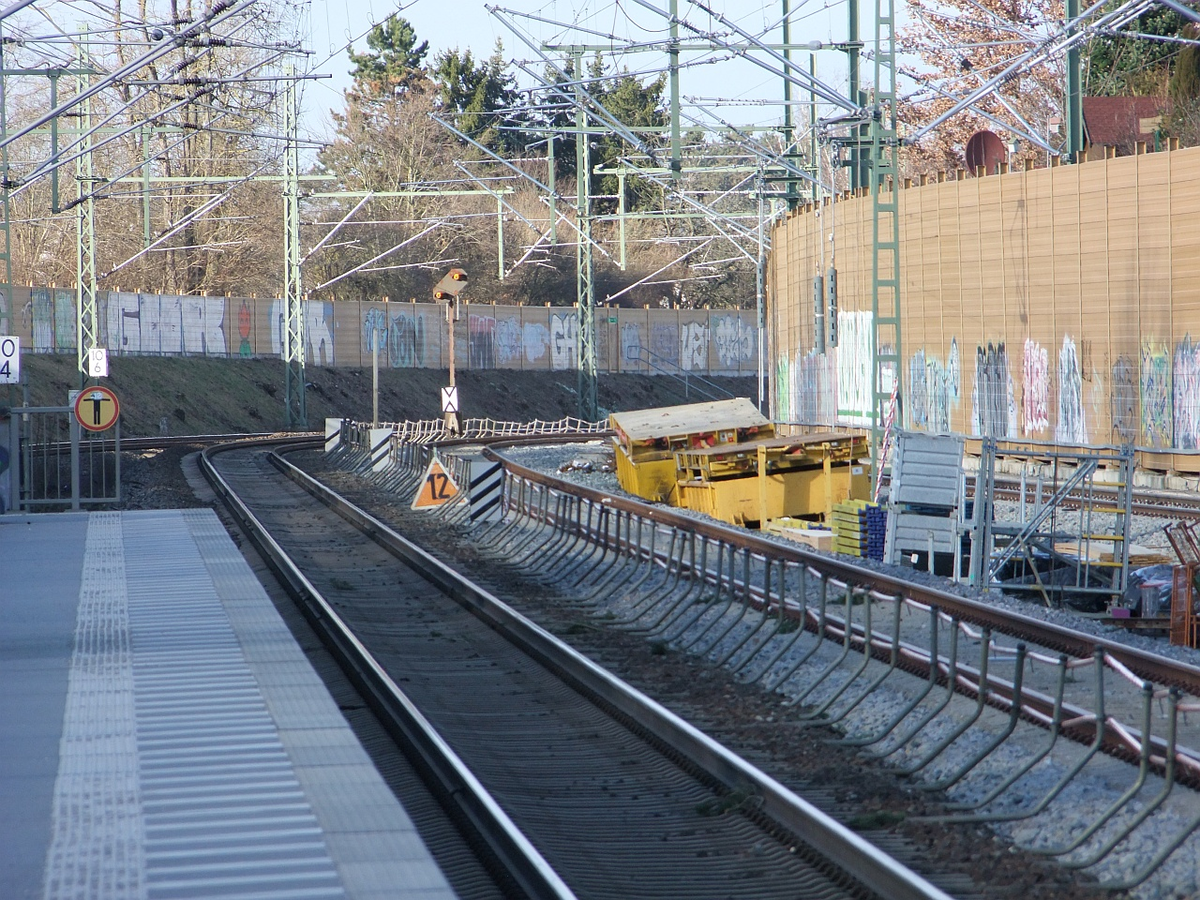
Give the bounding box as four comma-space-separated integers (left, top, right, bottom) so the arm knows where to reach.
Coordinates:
1, 508, 458, 900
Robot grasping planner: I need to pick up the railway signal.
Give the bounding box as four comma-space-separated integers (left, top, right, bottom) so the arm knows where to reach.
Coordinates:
434, 269, 468, 435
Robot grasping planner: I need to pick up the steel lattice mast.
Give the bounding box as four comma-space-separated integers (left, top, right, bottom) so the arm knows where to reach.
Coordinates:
76, 33, 98, 384
870, 0, 902, 489
282, 67, 306, 430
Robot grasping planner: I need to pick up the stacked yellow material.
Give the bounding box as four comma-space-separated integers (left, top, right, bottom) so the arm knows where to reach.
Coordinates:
832, 500, 885, 559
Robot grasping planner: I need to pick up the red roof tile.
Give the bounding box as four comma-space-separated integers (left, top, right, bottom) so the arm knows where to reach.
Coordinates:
1082, 96, 1168, 147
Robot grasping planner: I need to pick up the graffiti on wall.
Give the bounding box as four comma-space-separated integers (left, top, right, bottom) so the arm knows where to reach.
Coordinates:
31, 288, 77, 352
524, 322, 549, 363
142, 295, 182, 353
775, 355, 792, 422
909, 350, 928, 429
1055, 336, 1087, 444
713, 316, 754, 369
836, 310, 873, 426
100, 293, 226, 356
648, 322, 678, 367
620, 323, 643, 367
550, 313, 577, 371
270, 299, 336, 366
495, 316, 521, 365
796, 349, 837, 424
971, 342, 1015, 438
1175, 335, 1200, 449
14, 289, 759, 378
238, 299, 253, 357
932, 339, 960, 433
363, 308, 387, 354
679, 322, 708, 371
55, 290, 76, 351
107, 293, 156, 353
469, 314, 496, 369
181, 296, 227, 355
1021, 339, 1049, 435
907, 339, 960, 433
31, 288, 54, 351
1140, 341, 1173, 447
389, 312, 426, 368
1110, 356, 1137, 443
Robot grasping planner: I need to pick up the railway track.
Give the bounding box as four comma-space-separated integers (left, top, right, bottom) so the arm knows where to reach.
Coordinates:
200, 437, 953, 900
983, 476, 1200, 520
308, 426, 1200, 893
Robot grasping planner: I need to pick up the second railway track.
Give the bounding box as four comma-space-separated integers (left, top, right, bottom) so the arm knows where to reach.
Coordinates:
201, 439, 956, 900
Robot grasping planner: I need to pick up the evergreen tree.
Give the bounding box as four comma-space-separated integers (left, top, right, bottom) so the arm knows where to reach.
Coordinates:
586, 53, 668, 212
1169, 24, 1200, 104
433, 42, 525, 152
1084, 7, 1187, 97
348, 16, 431, 99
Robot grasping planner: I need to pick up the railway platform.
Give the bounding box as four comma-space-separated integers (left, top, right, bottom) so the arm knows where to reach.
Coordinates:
1, 507, 458, 900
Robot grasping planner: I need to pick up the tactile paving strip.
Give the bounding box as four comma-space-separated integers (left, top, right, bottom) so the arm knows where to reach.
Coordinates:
121, 511, 346, 900
42, 512, 145, 900
40, 509, 455, 900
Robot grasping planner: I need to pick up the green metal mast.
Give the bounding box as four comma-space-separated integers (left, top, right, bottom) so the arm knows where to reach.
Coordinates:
668, 0, 681, 182
0, 32, 13, 342
848, 0, 865, 190
870, 0, 902, 489
76, 33, 97, 383
1065, 0, 1083, 161
782, 0, 799, 208
574, 51, 597, 421
282, 68, 306, 430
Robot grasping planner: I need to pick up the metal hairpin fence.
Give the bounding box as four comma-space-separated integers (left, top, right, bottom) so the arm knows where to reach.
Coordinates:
9, 405, 121, 511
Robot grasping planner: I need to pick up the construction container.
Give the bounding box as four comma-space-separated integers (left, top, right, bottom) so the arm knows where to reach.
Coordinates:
610, 399, 773, 502
673, 432, 869, 527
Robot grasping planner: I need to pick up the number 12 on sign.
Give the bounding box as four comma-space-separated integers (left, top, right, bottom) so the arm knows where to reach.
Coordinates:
412, 458, 459, 510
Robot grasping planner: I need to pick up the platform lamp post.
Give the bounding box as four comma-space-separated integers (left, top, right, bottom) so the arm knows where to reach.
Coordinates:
433, 268, 468, 434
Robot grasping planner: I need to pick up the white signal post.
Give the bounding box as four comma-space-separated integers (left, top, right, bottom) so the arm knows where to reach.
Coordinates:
87, 348, 108, 379
0, 336, 18, 385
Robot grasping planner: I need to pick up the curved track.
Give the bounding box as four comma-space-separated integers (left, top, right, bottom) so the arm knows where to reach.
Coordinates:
313, 425, 1200, 892
202, 439, 950, 900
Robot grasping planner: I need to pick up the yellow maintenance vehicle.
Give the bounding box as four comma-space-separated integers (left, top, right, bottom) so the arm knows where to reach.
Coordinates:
609, 399, 869, 527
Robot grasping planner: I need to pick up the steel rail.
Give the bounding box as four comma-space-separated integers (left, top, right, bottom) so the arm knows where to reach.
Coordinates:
450, 440, 1200, 788
259, 436, 956, 900
325, 424, 1200, 888
198, 436, 578, 900
338, 422, 1200, 702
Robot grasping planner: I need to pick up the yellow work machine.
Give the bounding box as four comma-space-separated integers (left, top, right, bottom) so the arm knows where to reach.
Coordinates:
610, 399, 869, 527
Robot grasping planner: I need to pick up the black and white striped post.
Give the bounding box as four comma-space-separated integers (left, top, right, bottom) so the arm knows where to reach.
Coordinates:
468, 458, 504, 524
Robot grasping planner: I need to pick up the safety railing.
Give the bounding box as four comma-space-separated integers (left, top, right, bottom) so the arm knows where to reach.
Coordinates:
325, 433, 1200, 890
7, 406, 121, 511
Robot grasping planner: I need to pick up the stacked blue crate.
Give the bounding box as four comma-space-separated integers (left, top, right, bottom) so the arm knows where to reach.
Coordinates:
865, 505, 887, 560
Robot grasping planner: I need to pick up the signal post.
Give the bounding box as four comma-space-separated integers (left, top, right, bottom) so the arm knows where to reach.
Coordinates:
433, 268, 468, 434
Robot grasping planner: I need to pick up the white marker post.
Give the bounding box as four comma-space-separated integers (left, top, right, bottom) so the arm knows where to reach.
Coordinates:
87, 347, 108, 379
0, 335, 18, 385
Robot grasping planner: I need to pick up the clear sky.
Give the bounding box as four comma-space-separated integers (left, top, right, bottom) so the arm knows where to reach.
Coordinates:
301, 0, 853, 143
